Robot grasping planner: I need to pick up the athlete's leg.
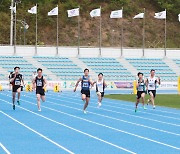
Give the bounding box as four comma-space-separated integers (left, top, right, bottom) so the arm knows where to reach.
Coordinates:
84, 97, 90, 111
81, 94, 86, 101
12, 92, 16, 105
41, 95, 46, 102
36, 94, 41, 111
149, 91, 155, 108
17, 87, 21, 105
141, 93, 147, 110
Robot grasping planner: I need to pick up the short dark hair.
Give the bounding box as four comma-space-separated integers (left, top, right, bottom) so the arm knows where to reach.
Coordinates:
84, 68, 89, 72
14, 66, 20, 70
98, 73, 103, 76
137, 72, 143, 76
150, 69, 155, 72
37, 68, 42, 72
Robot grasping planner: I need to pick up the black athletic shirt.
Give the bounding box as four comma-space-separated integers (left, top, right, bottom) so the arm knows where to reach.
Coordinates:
35, 76, 44, 91
11, 73, 23, 86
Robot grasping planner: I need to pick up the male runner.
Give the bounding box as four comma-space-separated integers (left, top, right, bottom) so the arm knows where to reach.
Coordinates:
74, 68, 93, 114
146, 69, 161, 109
93, 73, 107, 107
135, 72, 147, 112
10, 67, 24, 110
32, 68, 47, 112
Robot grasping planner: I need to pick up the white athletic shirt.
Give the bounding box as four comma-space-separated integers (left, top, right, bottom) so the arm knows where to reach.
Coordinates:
96, 79, 104, 92
147, 76, 158, 90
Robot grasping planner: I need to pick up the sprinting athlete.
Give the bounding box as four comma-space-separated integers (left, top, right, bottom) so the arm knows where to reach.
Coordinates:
10, 67, 24, 110
74, 68, 94, 114
135, 72, 147, 112
93, 73, 107, 107
146, 69, 161, 109
32, 68, 47, 112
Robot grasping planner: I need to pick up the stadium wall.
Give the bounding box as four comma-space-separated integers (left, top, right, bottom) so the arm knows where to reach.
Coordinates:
0, 46, 180, 58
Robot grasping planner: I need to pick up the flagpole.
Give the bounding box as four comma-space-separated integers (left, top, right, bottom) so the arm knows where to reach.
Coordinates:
99, 6, 102, 56
10, 0, 14, 46
164, 9, 167, 57
121, 7, 123, 57
35, 4, 38, 55
14, 2, 17, 55
56, 5, 59, 55
77, 6, 80, 56
142, 8, 145, 57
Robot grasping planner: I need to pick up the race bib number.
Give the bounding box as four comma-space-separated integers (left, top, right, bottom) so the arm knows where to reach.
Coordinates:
15, 80, 21, 85
149, 84, 154, 88
37, 80, 42, 87
82, 83, 88, 88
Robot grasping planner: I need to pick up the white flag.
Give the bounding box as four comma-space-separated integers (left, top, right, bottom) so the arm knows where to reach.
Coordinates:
9, 5, 16, 13
178, 14, 180, 22
110, 10, 122, 18
28, 6, 37, 14
90, 8, 101, 17
133, 13, 144, 19
48, 7, 58, 16
67, 8, 79, 17
154, 10, 166, 19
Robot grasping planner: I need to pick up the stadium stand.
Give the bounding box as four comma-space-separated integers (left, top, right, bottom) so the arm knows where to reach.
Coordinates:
126, 58, 177, 81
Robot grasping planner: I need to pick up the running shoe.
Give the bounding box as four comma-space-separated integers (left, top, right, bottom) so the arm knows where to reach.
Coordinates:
38, 108, 41, 112
143, 106, 147, 110
17, 100, 20, 105
97, 102, 102, 108
135, 108, 137, 113
13, 105, 15, 110
83, 110, 87, 114
153, 105, 156, 109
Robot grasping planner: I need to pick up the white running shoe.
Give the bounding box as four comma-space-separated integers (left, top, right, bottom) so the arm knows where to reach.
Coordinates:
83, 110, 87, 114
98, 102, 102, 108
38, 108, 41, 112
153, 106, 156, 109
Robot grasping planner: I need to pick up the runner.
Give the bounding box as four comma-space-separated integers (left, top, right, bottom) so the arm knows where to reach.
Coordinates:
74, 68, 94, 114
32, 68, 47, 112
10, 67, 24, 110
93, 73, 107, 108
146, 69, 161, 109
135, 72, 147, 112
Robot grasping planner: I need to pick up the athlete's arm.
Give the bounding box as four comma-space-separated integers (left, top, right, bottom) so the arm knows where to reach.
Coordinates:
157, 77, 161, 85
103, 80, 108, 88
32, 78, 36, 91
145, 78, 148, 90
74, 77, 82, 92
43, 78, 47, 89
89, 77, 94, 86
10, 73, 16, 83
21, 75, 25, 86
136, 80, 139, 89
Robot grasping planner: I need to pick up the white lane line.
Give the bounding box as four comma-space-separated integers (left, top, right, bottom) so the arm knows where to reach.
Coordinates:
23, 94, 180, 136
0, 110, 74, 154
20, 95, 180, 150
37, 93, 180, 127
59, 91, 180, 116
0, 143, 10, 154
49, 93, 180, 121
0, 98, 136, 154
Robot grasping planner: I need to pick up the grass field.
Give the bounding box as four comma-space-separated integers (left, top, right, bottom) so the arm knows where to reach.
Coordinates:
105, 94, 180, 109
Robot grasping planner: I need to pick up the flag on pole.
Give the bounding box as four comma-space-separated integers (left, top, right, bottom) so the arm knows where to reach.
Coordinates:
28, 5, 37, 14
9, 5, 16, 13
110, 10, 122, 18
154, 10, 166, 19
178, 14, 180, 22
90, 8, 101, 17
48, 7, 58, 16
133, 13, 144, 19
67, 8, 79, 17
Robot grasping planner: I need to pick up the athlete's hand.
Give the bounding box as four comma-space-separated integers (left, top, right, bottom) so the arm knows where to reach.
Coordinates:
74, 88, 76, 92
